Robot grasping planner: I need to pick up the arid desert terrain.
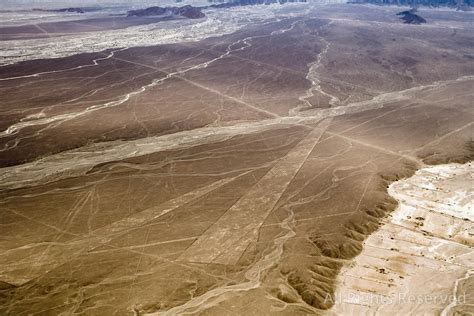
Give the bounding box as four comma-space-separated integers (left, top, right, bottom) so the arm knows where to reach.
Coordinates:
0, 3, 473, 315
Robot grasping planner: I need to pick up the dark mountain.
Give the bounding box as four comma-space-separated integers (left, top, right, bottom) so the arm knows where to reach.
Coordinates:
127, 5, 205, 19
347, 0, 472, 8
127, 7, 166, 16
209, 0, 306, 7
397, 10, 427, 24
127, 0, 308, 20
33, 8, 85, 14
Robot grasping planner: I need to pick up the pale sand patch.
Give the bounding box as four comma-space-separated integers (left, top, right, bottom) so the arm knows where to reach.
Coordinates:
328, 162, 473, 315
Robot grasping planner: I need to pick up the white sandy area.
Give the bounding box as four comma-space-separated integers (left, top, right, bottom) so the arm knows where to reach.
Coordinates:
328, 162, 473, 315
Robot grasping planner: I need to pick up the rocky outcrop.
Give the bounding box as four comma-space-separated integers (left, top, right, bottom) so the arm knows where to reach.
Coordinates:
210, 0, 307, 8
33, 8, 85, 14
127, 5, 205, 19
397, 9, 427, 24
347, 0, 472, 8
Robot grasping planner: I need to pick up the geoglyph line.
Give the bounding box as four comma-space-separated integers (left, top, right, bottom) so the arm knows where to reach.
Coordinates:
0, 171, 255, 285
0, 26, 287, 140
144, 120, 333, 315
1, 75, 472, 191
179, 118, 332, 265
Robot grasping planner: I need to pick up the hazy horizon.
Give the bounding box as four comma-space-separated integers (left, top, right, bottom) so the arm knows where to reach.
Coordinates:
0, 0, 211, 10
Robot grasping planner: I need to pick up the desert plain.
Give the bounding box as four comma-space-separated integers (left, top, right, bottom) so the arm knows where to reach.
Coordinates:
0, 3, 473, 315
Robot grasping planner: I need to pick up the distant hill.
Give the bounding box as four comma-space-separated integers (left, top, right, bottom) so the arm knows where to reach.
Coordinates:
209, 0, 307, 7
397, 9, 427, 24
127, 5, 205, 19
127, 1, 309, 20
33, 7, 84, 13
347, 0, 472, 8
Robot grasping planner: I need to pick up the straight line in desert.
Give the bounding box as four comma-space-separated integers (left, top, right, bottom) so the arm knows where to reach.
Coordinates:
80, 172, 255, 242
0, 173, 250, 285
325, 131, 424, 167
107, 52, 279, 119
179, 118, 332, 265
413, 121, 473, 153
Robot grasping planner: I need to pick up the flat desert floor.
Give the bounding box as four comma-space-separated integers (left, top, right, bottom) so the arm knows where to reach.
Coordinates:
0, 4, 473, 315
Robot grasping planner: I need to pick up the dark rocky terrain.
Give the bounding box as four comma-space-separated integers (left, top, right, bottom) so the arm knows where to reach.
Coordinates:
397, 9, 427, 24
210, 0, 307, 8
348, 0, 472, 9
127, 5, 205, 19
33, 7, 85, 13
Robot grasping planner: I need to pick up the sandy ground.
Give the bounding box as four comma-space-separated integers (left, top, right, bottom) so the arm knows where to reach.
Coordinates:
0, 4, 473, 315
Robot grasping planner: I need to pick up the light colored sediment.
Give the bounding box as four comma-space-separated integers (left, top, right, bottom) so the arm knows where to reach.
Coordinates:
329, 162, 473, 315
0, 4, 309, 65
0, 32, 281, 139
1, 75, 471, 191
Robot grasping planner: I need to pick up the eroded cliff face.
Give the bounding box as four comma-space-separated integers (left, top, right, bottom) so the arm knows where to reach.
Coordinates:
329, 162, 473, 315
